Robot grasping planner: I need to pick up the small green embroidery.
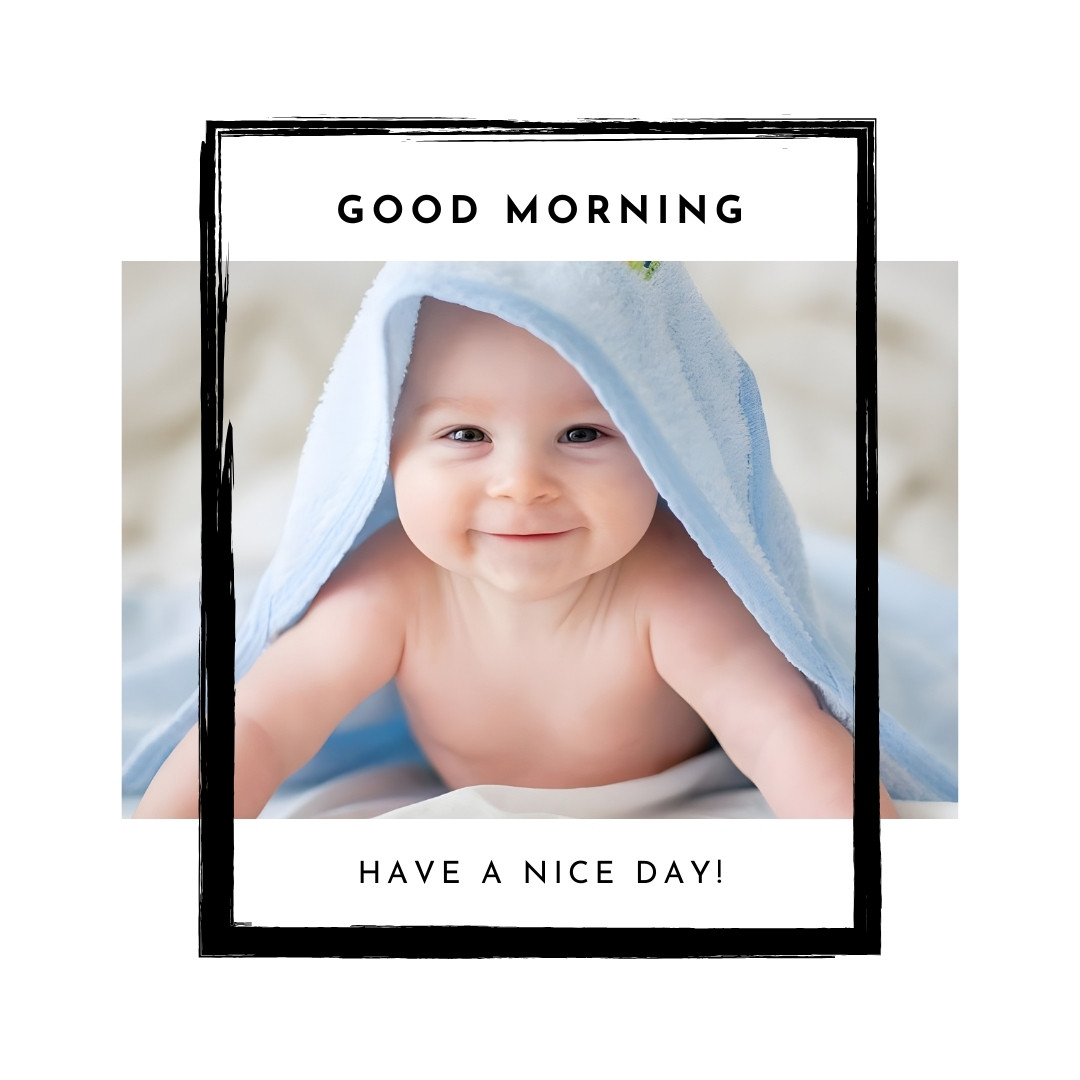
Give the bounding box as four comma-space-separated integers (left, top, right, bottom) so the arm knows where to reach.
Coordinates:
627, 260, 661, 280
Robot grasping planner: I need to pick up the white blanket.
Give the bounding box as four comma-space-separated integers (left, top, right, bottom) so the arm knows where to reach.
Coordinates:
270, 749, 956, 820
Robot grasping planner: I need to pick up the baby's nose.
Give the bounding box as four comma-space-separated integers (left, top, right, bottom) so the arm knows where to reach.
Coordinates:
486, 447, 558, 503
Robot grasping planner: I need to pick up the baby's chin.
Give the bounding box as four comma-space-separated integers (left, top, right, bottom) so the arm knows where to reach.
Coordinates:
458, 550, 630, 604
414, 545, 592, 603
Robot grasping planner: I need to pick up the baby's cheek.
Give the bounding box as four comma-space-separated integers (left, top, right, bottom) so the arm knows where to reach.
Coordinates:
391, 464, 431, 539
395, 483, 467, 567
602, 483, 658, 556
612, 460, 658, 515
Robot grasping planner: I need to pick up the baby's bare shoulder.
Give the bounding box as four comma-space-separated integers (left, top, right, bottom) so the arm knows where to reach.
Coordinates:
239, 522, 418, 724
627, 508, 733, 597
627, 508, 761, 652
639, 510, 813, 711
313, 520, 426, 616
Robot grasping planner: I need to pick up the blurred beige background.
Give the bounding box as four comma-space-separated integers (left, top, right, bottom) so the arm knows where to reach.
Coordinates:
122, 262, 957, 593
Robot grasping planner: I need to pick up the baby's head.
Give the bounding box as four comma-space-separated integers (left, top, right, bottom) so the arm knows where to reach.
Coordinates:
390, 298, 658, 599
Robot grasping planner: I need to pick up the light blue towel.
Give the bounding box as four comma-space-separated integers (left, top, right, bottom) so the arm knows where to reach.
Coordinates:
123, 261, 958, 802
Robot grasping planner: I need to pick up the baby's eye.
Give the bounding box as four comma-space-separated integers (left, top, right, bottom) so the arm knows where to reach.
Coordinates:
560, 427, 602, 444
446, 427, 489, 443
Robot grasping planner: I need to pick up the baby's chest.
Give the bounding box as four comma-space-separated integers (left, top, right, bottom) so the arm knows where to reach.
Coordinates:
393, 610, 714, 788
397, 625, 670, 746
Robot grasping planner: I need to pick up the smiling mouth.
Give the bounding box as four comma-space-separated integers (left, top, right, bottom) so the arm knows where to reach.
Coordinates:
483, 530, 573, 540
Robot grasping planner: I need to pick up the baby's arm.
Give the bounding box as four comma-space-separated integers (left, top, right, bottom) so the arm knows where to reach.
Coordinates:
133, 539, 407, 819
646, 534, 897, 819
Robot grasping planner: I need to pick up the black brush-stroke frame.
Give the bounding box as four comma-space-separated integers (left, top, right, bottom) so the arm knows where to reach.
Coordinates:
198, 118, 879, 958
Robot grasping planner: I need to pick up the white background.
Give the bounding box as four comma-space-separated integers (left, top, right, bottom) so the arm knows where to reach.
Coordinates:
7, 4, 1073, 1077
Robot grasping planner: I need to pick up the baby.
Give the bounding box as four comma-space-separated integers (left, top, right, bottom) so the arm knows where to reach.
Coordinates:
136, 297, 897, 819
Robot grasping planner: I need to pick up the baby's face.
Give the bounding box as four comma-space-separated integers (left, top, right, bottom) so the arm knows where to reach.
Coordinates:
390, 299, 658, 600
